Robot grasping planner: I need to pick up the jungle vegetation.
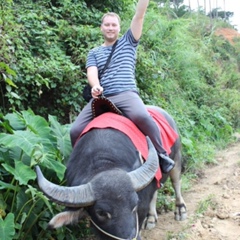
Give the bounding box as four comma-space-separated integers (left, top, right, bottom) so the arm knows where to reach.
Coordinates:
0, 0, 240, 239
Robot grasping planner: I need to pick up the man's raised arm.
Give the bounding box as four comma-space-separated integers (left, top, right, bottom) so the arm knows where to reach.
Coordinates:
130, 0, 150, 41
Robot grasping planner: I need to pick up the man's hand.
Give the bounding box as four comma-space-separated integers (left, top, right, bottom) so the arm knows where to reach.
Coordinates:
91, 85, 103, 98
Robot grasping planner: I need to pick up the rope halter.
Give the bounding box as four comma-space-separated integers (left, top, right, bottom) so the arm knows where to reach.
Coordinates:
90, 212, 139, 240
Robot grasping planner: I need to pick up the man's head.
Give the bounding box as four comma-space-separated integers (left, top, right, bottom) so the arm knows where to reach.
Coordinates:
101, 12, 121, 44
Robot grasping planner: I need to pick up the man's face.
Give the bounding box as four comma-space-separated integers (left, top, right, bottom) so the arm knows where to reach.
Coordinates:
101, 15, 120, 42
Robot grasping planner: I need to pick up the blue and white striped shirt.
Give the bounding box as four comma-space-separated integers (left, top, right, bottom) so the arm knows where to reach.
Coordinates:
86, 29, 139, 96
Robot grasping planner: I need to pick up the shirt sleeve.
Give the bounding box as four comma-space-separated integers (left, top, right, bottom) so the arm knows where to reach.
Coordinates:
125, 29, 139, 47
86, 49, 97, 69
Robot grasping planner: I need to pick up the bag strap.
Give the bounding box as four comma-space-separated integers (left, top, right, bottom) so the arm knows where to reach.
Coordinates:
99, 40, 118, 78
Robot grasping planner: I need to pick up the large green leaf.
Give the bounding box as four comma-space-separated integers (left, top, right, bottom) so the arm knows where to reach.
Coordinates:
16, 187, 31, 214
0, 181, 19, 191
0, 213, 15, 240
2, 161, 36, 185
22, 110, 54, 140
49, 115, 72, 159
4, 110, 55, 141
4, 112, 26, 130
0, 131, 42, 156
40, 154, 66, 181
30, 145, 66, 180
0, 131, 65, 180
0, 147, 9, 163
0, 118, 14, 134
0, 144, 32, 167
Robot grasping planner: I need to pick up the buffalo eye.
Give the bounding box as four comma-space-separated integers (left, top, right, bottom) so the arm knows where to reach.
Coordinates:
96, 210, 111, 221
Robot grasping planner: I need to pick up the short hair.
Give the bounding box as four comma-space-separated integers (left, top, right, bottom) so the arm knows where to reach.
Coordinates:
101, 12, 121, 25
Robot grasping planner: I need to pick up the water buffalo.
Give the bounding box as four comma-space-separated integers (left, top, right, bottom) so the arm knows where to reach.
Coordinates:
36, 104, 187, 240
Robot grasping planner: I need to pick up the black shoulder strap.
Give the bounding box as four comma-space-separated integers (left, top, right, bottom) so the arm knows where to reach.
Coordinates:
99, 40, 118, 78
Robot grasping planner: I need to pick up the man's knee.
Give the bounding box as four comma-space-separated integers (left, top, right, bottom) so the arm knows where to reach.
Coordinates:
130, 112, 150, 125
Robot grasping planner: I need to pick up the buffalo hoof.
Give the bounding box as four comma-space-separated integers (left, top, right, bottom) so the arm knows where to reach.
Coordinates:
143, 215, 157, 230
174, 204, 187, 221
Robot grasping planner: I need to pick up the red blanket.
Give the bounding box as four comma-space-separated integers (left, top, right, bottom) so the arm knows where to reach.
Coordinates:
148, 109, 179, 155
78, 110, 179, 188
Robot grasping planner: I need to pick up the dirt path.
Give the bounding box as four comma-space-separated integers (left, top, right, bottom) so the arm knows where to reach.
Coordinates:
142, 134, 240, 240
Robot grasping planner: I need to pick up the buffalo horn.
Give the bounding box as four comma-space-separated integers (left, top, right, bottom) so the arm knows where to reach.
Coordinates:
128, 137, 159, 191
35, 166, 95, 207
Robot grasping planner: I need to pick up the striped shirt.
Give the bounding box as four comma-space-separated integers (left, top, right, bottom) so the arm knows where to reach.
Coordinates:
86, 29, 139, 96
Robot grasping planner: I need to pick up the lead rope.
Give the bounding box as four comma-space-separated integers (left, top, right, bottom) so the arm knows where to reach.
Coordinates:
90, 212, 139, 240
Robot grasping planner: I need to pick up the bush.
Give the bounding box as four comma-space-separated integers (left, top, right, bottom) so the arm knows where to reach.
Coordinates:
0, 109, 74, 239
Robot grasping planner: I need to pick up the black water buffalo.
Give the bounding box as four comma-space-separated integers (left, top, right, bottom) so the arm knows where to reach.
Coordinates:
36, 105, 187, 240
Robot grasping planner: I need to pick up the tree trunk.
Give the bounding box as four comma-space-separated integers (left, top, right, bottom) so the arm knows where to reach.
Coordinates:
223, 0, 226, 20
188, 0, 191, 11
216, 0, 218, 18
209, 0, 212, 18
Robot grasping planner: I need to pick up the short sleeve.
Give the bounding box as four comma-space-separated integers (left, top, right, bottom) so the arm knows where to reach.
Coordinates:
86, 49, 97, 69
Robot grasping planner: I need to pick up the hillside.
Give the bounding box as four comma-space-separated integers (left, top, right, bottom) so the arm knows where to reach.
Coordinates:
215, 27, 240, 44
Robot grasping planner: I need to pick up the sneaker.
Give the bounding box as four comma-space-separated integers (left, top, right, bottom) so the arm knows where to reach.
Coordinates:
159, 153, 175, 173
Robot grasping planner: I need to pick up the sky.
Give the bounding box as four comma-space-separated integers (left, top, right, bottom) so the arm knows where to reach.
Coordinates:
183, 0, 240, 32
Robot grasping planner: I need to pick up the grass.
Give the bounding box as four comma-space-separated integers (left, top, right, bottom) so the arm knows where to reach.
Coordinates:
196, 194, 217, 216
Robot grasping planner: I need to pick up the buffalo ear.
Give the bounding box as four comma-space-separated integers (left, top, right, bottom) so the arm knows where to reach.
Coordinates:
48, 208, 88, 229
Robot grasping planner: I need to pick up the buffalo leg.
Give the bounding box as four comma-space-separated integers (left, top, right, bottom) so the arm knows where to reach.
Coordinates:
143, 190, 158, 229
169, 151, 187, 221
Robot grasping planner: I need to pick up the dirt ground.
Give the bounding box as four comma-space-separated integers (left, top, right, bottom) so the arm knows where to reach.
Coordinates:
141, 133, 240, 240
215, 28, 240, 44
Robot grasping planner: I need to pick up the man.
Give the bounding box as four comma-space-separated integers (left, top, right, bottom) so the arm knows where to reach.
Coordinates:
70, 0, 175, 173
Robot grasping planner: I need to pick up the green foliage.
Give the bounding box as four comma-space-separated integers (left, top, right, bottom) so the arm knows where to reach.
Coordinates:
0, 0, 240, 238
208, 9, 234, 21
84, 0, 133, 13
0, 213, 15, 240
0, 0, 102, 122
0, 0, 19, 113
157, 179, 175, 212
0, 0, 140, 123
0, 109, 79, 239
136, 8, 239, 175
196, 194, 217, 215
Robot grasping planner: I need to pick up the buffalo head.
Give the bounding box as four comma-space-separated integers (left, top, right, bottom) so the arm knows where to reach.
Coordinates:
36, 137, 159, 239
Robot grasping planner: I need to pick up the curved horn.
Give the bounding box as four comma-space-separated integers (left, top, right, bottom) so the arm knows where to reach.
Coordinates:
35, 166, 95, 207
128, 137, 159, 192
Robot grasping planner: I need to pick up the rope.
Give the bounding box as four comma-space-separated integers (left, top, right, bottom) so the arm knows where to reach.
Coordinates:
90, 212, 139, 240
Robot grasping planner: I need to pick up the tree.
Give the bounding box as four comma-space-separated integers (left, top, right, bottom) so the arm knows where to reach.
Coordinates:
223, 0, 226, 19
216, 0, 218, 18
208, 8, 233, 21
209, 0, 212, 18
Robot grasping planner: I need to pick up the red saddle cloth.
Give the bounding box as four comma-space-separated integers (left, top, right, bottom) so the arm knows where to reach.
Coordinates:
79, 109, 179, 188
